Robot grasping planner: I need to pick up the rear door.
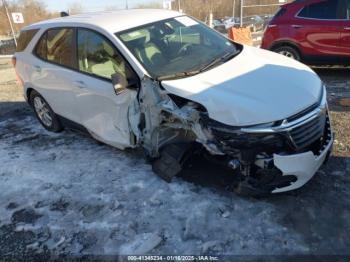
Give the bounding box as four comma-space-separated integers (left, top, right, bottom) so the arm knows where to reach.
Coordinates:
30, 27, 80, 122
295, 0, 343, 57
73, 28, 139, 149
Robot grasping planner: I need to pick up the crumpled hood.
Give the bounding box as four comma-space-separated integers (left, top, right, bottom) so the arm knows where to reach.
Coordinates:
161, 45, 322, 126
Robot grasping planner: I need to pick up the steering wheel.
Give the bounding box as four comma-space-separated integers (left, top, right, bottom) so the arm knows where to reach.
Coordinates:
177, 43, 193, 55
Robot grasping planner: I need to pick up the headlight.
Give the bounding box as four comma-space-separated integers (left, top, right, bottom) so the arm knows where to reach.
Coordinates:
320, 83, 327, 108
202, 116, 287, 151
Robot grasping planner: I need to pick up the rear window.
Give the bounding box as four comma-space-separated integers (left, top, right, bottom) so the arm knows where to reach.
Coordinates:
338, 0, 350, 20
35, 32, 47, 59
298, 0, 339, 19
16, 29, 39, 52
274, 8, 287, 19
34, 28, 76, 69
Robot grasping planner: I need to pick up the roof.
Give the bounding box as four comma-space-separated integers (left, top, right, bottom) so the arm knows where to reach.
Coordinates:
25, 9, 182, 33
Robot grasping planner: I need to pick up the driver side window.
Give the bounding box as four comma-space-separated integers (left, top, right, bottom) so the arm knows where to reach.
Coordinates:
77, 28, 132, 80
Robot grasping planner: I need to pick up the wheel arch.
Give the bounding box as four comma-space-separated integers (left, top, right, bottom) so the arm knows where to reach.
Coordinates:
269, 40, 303, 58
26, 87, 35, 105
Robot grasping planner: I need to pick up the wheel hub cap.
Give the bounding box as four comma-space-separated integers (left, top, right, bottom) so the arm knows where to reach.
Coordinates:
279, 50, 295, 59
33, 97, 52, 127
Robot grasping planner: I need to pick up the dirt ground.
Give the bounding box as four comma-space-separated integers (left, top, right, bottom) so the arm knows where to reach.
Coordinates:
0, 57, 349, 259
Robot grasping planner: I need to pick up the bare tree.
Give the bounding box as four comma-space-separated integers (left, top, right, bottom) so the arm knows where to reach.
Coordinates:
0, 0, 58, 35
172, 0, 293, 20
104, 5, 121, 11
135, 2, 162, 9
0, 0, 293, 36
68, 2, 84, 15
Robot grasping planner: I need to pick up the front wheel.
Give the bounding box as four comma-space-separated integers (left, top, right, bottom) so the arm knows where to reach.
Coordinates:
29, 90, 63, 132
273, 46, 301, 61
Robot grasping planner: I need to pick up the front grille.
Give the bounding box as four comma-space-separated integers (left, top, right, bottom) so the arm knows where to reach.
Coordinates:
286, 102, 319, 122
289, 112, 326, 150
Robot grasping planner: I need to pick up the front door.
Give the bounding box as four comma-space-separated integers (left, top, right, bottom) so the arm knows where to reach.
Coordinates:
73, 28, 139, 149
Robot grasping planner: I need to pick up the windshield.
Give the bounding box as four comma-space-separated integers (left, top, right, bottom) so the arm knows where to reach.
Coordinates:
116, 16, 239, 80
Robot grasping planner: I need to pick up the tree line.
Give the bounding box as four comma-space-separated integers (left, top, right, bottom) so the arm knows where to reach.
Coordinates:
1, 0, 293, 36
172, 0, 293, 21
0, 0, 56, 35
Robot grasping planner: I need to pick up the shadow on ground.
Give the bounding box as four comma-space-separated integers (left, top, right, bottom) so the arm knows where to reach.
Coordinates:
0, 101, 30, 120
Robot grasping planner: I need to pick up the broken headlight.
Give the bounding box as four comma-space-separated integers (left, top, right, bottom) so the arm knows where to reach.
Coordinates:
202, 116, 287, 153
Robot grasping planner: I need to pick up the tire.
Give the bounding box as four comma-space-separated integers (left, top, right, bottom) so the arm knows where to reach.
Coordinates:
273, 46, 301, 61
29, 90, 63, 132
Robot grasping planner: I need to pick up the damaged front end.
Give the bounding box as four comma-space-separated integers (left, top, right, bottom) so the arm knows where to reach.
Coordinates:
129, 77, 333, 196
203, 103, 333, 195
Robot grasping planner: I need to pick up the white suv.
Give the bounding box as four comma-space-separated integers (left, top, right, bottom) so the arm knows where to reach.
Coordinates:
13, 9, 333, 196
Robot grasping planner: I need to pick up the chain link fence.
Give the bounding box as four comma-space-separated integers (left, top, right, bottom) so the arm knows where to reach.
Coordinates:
0, 0, 295, 54
170, 0, 294, 46
0, 38, 16, 55
210, 0, 294, 46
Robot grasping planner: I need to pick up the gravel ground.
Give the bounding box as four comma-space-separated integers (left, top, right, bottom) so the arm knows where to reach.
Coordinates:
0, 57, 349, 259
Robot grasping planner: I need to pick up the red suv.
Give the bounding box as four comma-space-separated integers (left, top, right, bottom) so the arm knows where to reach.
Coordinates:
261, 0, 350, 64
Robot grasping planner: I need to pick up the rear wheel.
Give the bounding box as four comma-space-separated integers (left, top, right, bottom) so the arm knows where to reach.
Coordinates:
273, 46, 301, 61
29, 91, 63, 132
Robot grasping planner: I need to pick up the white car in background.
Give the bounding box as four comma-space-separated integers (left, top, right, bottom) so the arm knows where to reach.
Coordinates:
13, 9, 333, 196
223, 17, 239, 29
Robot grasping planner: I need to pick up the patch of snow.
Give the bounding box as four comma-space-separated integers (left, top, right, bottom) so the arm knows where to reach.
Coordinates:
201, 240, 222, 253
1, 113, 347, 255
119, 233, 162, 255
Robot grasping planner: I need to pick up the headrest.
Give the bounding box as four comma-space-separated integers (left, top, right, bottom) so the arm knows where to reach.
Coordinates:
120, 29, 150, 44
102, 41, 115, 56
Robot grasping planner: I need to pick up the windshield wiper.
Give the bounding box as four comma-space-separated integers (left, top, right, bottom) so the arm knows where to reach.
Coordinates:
199, 51, 238, 73
156, 69, 201, 81
156, 50, 239, 81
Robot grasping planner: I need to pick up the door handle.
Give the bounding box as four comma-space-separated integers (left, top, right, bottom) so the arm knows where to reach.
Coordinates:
73, 80, 86, 89
291, 25, 303, 29
34, 65, 41, 72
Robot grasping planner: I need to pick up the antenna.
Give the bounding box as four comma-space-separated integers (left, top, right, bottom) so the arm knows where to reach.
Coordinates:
60, 11, 69, 17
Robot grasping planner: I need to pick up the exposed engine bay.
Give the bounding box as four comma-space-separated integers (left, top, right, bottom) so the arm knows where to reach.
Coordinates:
128, 77, 333, 196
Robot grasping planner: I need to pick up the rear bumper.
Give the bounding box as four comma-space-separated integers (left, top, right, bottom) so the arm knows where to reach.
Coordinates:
272, 134, 333, 193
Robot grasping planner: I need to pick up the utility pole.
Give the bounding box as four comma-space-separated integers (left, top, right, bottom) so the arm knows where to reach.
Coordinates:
232, 0, 235, 17
240, 0, 243, 27
178, 0, 181, 12
2, 0, 17, 46
125, 0, 128, 9
209, 0, 213, 28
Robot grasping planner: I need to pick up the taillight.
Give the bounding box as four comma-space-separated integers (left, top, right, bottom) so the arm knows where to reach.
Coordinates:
12, 56, 24, 87
11, 56, 16, 67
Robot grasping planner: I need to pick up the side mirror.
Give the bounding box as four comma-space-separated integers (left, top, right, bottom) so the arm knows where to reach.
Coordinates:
112, 72, 128, 95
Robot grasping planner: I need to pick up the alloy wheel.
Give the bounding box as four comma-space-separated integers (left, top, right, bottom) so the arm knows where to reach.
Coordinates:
278, 50, 295, 59
33, 96, 52, 127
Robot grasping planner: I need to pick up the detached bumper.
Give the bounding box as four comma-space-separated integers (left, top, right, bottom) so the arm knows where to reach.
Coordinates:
272, 135, 333, 193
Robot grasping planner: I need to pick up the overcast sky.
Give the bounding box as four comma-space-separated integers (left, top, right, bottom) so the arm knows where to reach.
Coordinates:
36, 0, 164, 12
